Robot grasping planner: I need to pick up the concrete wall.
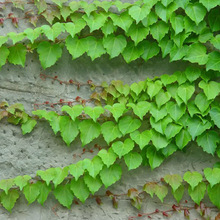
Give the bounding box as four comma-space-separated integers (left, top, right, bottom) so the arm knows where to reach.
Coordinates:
0, 1, 219, 220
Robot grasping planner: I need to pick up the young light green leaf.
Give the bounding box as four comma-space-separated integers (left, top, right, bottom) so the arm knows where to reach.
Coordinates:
0, 36, 8, 47
118, 116, 141, 135
14, 175, 31, 191
103, 34, 127, 58
164, 123, 182, 140
195, 93, 211, 113
150, 115, 172, 134
166, 102, 186, 121
188, 182, 206, 205
124, 152, 142, 170
185, 3, 207, 25
85, 156, 104, 178
207, 183, 220, 209
0, 179, 14, 195
36, 181, 52, 205
100, 164, 122, 188
183, 171, 203, 190
155, 2, 177, 22
128, 4, 150, 23
177, 82, 195, 104
84, 174, 102, 195
112, 138, 135, 158
79, 119, 101, 146
170, 14, 184, 34
37, 168, 56, 186
127, 101, 151, 120
184, 66, 201, 83
84, 106, 104, 122
41, 23, 65, 41
98, 148, 117, 168
164, 174, 182, 191
70, 178, 90, 203
59, 116, 79, 146
8, 32, 25, 45
62, 105, 83, 121
130, 81, 146, 96
199, 0, 219, 11
160, 74, 177, 86
172, 185, 184, 203
64, 19, 86, 37
143, 182, 158, 198
150, 103, 168, 122
51, 0, 67, 7
101, 19, 117, 36
130, 130, 152, 150
146, 80, 163, 100
21, 118, 37, 135
155, 90, 171, 108
142, 11, 158, 27
175, 129, 191, 149
187, 117, 212, 140
52, 167, 69, 188
151, 129, 169, 150
155, 184, 168, 202
0, 190, 19, 212
0, 46, 9, 70
209, 107, 220, 128
8, 44, 26, 67
204, 168, 220, 187
69, 161, 85, 181
23, 183, 40, 204
37, 41, 62, 69
53, 184, 73, 209
105, 103, 126, 122
199, 80, 220, 100
161, 0, 173, 7
150, 21, 169, 42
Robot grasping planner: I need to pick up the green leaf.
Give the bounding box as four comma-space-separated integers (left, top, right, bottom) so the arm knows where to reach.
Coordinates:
118, 116, 141, 136
94, 1, 112, 12
159, 37, 174, 58
52, 167, 69, 188
141, 41, 160, 61
41, 23, 65, 41
210, 35, 220, 50
208, 8, 220, 32
184, 43, 208, 65
172, 185, 184, 203
0, 36, 8, 47
188, 182, 206, 205
187, 117, 212, 140
69, 161, 84, 181
0, 190, 19, 212
100, 164, 122, 188
8, 44, 26, 67
0, 179, 14, 195
146, 145, 165, 169
150, 115, 172, 134
164, 123, 182, 140
128, 4, 150, 23
36, 181, 52, 205
146, 80, 163, 100
207, 51, 220, 72
199, 80, 220, 100
65, 36, 88, 60
127, 101, 151, 120
101, 19, 117, 36
101, 121, 122, 145
84, 174, 102, 195
204, 168, 220, 187
103, 34, 127, 58
113, 1, 131, 11
199, 0, 219, 11
151, 130, 169, 150
155, 90, 171, 108
166, 102, 186, 121
170, 14, 184, 34
51, 0, 67, 7
127, 23, 149, 46
170, 45, 187, 62
176, 0, 189, 8
150, 103, 168, 122
187, 101, 200, 117
183, 171, 203, 190
98, 148, 117, 168
195, 93, 211, 114
161, 0, 173, 7
60, 6, 71, 21
70, 178, 90, 203
64, 19, 86, 37
14, 175, 31, 191
79, 119, 101, 146
155, 184, 168, 202
84, 156, 103, 178
111, 80, 130, 97
160, 75, 177, 87
37, 41, 62, 69
110, 11, 133, 32
142, 11, 158, 27
122, 41, 144, 63
8, 32, 25, 45
185, 3, 207, 25
105, 103, 126, 122
23, 183, 40, 204
124, 152, 142, 170
24, 28, 41, 43
83, 12, 107, 32
21, 118, 37, 135
184, 66, 201, 83
86, 37, 106, 61
155, 2, 177, 22
53, 184, 73, 209
177, 82, 195, 104
0, 46, 9, 69
207, 183, 220, 209
112, 138, 135, 158
209, 107, 220, 128
150, 21, 169, 42
130, 81, 146, 96
175, 129, 191, 149
84, 106, 104, 122
143, 182, 158, 198
62, 105, 83, 121
161, 143, 178, 158
164, 174, 182, 191
37, 168, 56, 186
130, 130, 152, 150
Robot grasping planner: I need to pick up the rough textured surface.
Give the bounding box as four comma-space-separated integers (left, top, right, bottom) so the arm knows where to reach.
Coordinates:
0, 1, 219, 220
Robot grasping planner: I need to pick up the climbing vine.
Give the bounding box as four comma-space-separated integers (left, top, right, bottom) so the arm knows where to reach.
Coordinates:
0, 0, 220, 217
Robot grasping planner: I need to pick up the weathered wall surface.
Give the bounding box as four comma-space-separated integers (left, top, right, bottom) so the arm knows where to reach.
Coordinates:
0, 1, 219, 220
